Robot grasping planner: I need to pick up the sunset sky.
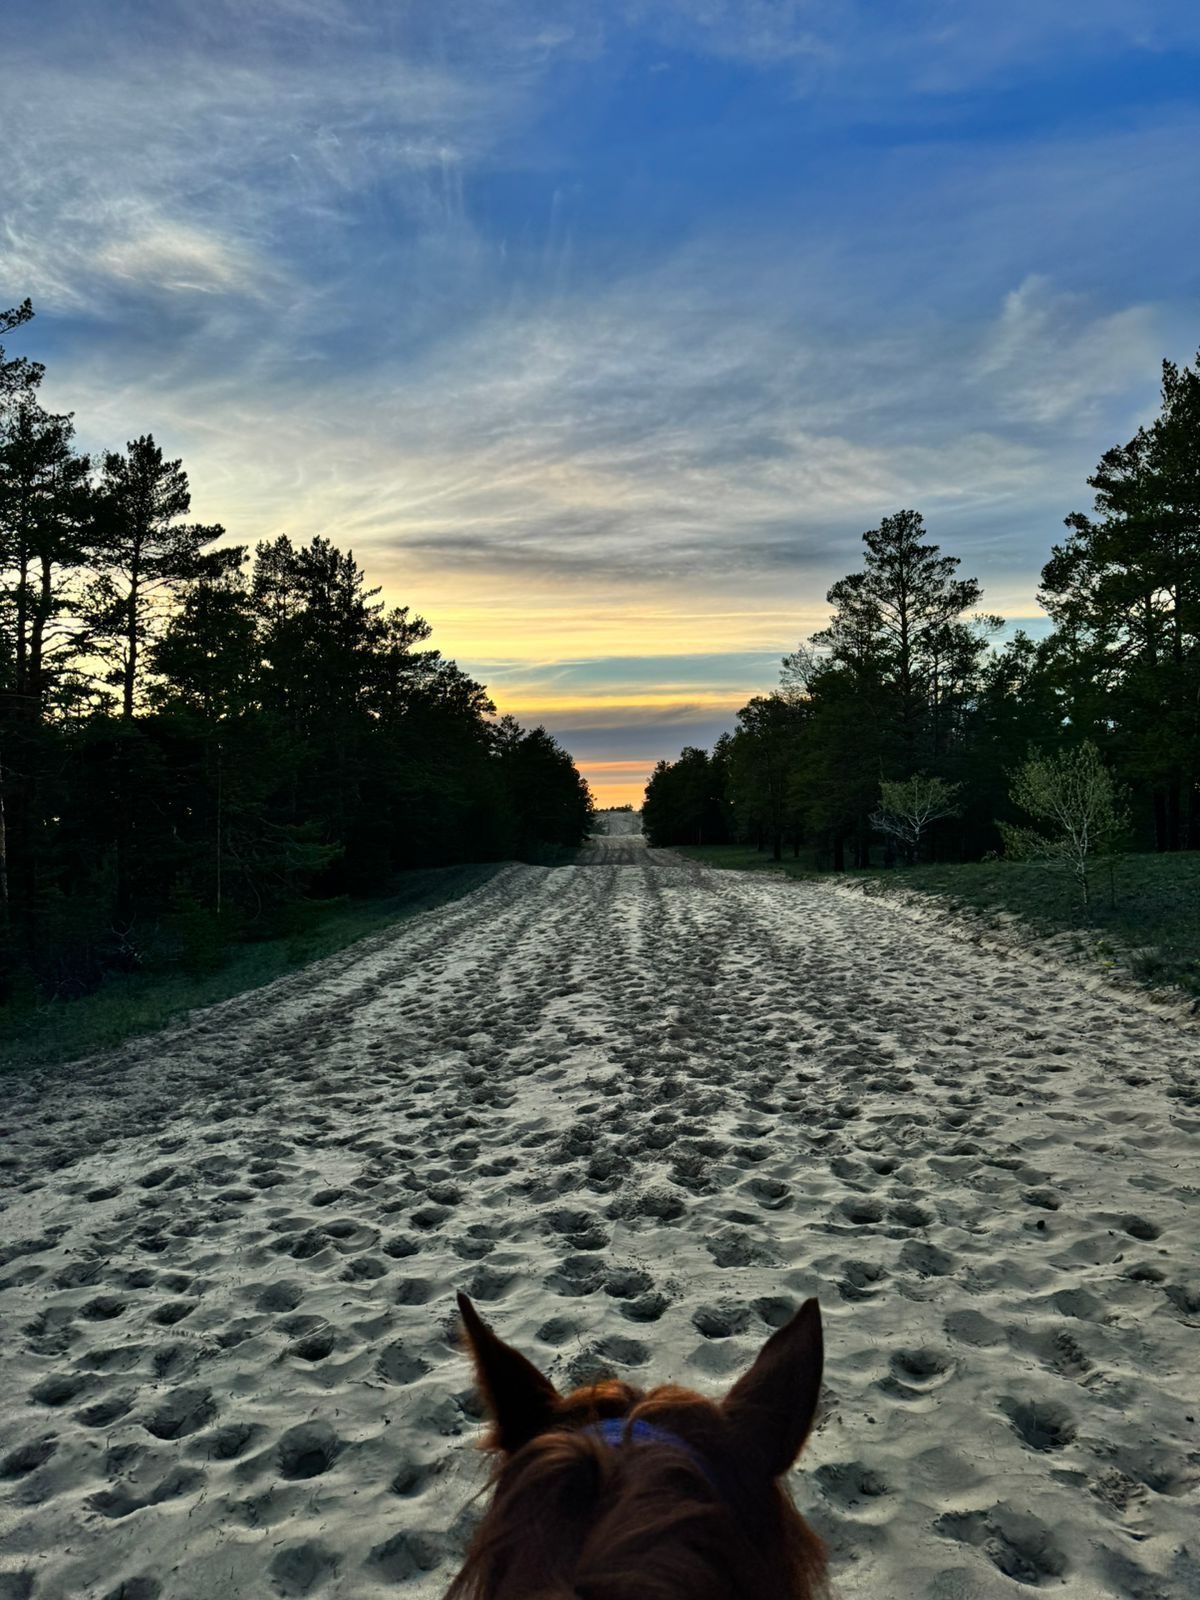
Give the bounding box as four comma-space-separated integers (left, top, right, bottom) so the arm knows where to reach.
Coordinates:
8, 1, 1200, 805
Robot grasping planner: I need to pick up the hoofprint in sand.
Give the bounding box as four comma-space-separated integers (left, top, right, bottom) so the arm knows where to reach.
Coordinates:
1, 814, 1198, 1600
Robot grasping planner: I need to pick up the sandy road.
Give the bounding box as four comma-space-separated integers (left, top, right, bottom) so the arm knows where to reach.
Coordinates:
2, 818, 1198, 1600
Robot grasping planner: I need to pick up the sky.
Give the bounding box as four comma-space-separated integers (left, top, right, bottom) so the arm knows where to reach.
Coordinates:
5, 1, 1200, 805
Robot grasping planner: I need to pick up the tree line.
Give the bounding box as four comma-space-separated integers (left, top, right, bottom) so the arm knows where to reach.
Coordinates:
644, 348, 1200, 873
0, 303, 594, 1001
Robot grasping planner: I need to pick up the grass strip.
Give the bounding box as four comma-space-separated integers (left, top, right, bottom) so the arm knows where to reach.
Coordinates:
0, 863, 502, 1071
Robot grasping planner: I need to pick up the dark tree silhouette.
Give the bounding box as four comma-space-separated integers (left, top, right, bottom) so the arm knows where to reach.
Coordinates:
0, 310, 595, 1007
642, 745, 730, 848
1042, 353, 1200, 849
86, 435, 229, 720
811, 509, 995, 766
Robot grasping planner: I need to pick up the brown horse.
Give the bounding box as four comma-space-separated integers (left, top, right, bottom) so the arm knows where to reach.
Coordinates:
446, 1290, 827, 1600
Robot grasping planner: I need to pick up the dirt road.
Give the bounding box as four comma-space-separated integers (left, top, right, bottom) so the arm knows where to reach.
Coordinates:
2, 818, 1198, 1599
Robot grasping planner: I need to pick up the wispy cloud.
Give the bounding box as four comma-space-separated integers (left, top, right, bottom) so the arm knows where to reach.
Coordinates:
1, 3, 539, 325
976, 275, 1159, 425
40, 247, 1161, 604
629, 0, 1200, 94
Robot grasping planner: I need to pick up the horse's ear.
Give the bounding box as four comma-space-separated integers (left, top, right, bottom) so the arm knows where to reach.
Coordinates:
722, 1297, 823, 1479
457, 1291, 560, 1454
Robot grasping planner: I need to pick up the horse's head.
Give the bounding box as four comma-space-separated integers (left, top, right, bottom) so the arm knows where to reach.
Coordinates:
446, 1291, 827, 1600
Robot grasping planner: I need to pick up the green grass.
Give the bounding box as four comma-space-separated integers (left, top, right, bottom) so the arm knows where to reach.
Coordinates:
676, 845, 1200, 999
675, 843, 822, 880
0, 863, 502, 1072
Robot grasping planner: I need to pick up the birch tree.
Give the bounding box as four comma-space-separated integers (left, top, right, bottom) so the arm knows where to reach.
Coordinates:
871, 773, 962, 862
1000, 742, 1125, 907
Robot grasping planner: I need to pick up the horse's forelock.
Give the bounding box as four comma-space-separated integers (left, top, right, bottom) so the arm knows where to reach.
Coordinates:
447, 1381, 826, 1600
551, 1376, 644, 1427
449, 1425, 619, 1600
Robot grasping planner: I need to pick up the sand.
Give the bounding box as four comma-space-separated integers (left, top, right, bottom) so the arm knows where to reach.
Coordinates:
1, 812, 1198, 1600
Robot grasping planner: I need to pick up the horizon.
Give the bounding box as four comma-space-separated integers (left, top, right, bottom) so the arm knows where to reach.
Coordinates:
8, 1, 1200, 805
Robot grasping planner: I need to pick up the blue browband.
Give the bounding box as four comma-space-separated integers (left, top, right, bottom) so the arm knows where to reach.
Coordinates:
583, 1418, 717, 1487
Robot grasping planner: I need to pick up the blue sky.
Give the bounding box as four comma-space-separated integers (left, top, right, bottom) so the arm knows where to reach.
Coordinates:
6, 1, 1199, 801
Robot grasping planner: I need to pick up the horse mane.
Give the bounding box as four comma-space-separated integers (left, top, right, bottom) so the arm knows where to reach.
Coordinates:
446, 1379, 827, 1600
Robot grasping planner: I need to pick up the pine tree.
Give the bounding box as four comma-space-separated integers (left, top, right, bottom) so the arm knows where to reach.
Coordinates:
0, 399, 93, 951
1042, 352, 1200, 848
87, 435, 227, 719
0, 401, 93, 717
727, 696, 806, 861
812, 509, 992, 765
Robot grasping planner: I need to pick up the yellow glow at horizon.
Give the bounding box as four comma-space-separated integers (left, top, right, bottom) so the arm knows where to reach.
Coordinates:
210, 492, 1048, 801
367, 563, 830, 660
369, 565, 1047, 667
367, 567, 1049, 800
588, 781, 650, 808
491, 688, 749, 714
578, 761, 656, 811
